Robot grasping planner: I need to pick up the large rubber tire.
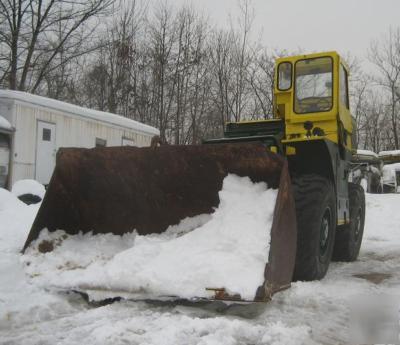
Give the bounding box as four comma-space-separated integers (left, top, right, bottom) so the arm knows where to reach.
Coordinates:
332, 183, 365, 262
292, 174, 336, 281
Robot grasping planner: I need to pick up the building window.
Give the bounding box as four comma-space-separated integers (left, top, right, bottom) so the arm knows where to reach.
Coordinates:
0, 133, 9, 148
96, 138, 107, 147
42, 128, 51, 141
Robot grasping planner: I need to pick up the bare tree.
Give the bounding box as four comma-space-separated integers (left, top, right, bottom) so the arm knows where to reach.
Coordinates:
0, 0, 115, 92
209, 29, 235, 128
230, 0, 254, 121
248, 48, 274, 119
368, 27, 400, 149
146, 1, 177, 141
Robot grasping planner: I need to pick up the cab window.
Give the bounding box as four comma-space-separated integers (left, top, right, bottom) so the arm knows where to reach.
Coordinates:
340, 64, 349, 109
278, 62, 292, 91
294, 57, 333, 114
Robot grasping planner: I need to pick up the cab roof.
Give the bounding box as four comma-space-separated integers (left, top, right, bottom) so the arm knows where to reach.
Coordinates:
276, 51, 350, 73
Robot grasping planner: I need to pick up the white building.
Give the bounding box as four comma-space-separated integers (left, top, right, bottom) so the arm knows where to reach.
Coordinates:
0, 90, 159, 189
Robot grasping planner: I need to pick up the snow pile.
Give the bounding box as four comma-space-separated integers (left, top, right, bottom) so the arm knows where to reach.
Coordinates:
12, 179, 46, 198
356, 149, 378, 158
0, 188, 72, 330
24, 174, 277, 300
0, 187, 24, 211
0, 115, 12, 130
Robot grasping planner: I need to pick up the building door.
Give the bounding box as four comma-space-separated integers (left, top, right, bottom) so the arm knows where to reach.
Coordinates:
35, 121, 56, 185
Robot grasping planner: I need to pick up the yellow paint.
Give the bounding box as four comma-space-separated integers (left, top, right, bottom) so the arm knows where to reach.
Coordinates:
282, 136, 326, 144
337, 219, 350, 225
286, 146, 296, 155
274, 51, 354, 150
270, 146, 278, 153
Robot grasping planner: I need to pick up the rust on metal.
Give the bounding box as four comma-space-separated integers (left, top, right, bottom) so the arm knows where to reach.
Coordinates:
205, 288, 243, 301
23, 142, 297, 302
258, 158, 297, 301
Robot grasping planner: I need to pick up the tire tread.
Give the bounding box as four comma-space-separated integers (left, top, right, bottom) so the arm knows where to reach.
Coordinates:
292, 174, 336, 281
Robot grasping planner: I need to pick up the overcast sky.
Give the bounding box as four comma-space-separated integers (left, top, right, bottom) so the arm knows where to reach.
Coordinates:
174, 0, 400, 66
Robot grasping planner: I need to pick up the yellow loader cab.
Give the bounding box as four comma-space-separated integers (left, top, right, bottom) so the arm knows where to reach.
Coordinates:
206, 51, 365, 281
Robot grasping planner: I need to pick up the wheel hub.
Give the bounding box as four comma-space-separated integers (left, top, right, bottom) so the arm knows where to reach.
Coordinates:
320, 208, 331, 255
354, 209, 362, 241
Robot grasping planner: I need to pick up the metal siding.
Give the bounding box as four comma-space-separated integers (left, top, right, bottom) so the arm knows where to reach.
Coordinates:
8, 100, 155, 187
125, 132, 139, 146
0, 102, 12, 123
8, 102, 17, 187
12, 162, 35, 186
121, 131, 154, 147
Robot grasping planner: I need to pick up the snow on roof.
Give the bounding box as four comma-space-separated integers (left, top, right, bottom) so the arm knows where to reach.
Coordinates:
379, 150, 400, 157
0, 115, 12, 130
356, 149, 378, 158
0, 90, 159, 136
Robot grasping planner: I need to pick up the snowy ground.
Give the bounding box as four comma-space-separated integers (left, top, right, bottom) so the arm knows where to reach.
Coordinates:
0, 187, 399, 344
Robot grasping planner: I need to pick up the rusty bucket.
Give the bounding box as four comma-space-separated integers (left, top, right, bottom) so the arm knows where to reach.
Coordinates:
23, 143, 297, 302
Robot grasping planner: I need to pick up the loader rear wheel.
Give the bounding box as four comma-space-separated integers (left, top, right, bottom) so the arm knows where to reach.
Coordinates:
292, 174, 336, 281
332, 183, 365, 262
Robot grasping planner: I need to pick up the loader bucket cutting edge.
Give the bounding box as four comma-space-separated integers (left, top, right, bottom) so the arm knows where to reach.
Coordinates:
22, 143, 297, 302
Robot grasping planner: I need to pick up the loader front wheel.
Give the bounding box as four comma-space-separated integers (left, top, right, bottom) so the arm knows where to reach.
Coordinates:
292, 174, 336, 281
332, 183, 365, 262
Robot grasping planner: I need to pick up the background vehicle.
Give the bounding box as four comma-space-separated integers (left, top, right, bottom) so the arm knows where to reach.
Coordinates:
350, 149, 383, 193
379, 150, 400, 193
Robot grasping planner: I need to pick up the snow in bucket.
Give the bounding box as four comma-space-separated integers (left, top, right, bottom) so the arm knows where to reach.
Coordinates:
23, 174, 277, 300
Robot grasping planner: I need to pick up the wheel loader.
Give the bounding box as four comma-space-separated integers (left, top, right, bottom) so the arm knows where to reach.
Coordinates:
22, 51, 365, 303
